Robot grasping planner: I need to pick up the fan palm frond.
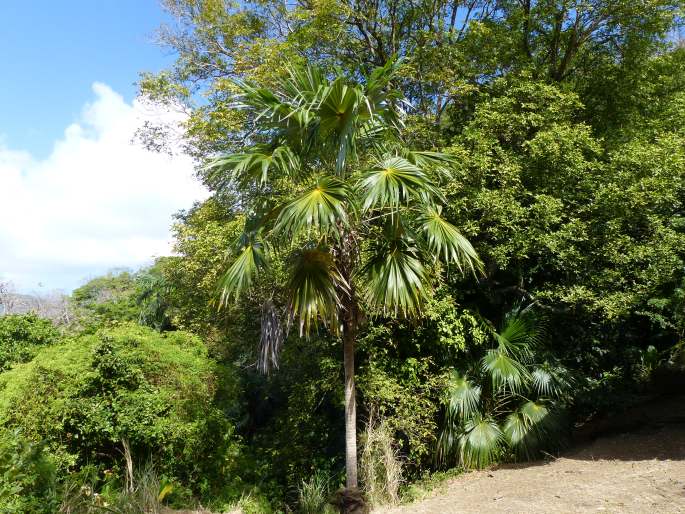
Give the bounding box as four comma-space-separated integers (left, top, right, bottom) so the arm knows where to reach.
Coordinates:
401, 149, 456, 181
218, 237, 268, 305
420, 206, 483, 273
316, 77, 366, 173
445, 371, 482, 420
274, 176, 351, 238
532, 365, 573, 399
362, 240, 427, 315
288, 248, 346, 336
482, 349, 528, 392
459, 414, 503, 469
360, 156, 436, 211
504, 401, 562, 460
492, 304, 543, 361
205, 145, 300, 189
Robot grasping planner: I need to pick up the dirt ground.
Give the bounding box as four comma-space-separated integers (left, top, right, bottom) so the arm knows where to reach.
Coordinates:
377, 396, 685, 514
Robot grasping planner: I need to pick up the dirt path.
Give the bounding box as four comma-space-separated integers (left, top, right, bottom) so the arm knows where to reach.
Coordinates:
377, 401, 685, 514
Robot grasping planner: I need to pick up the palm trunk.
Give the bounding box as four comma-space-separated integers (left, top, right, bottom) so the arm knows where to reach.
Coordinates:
343, 318, 358, 488
337, 229, 359, 490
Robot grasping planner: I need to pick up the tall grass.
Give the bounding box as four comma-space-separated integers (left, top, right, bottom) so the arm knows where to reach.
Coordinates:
297, 470, 335, 514
59, 462, 170, 514
359, 413, 402, 507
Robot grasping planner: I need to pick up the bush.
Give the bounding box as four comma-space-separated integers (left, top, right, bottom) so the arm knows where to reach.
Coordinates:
0, 313, 59, 370
0, 323, 244, 492
0, 428, 57, 513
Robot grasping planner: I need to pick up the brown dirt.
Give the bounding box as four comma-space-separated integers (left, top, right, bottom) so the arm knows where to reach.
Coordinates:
377, 397, 685, 514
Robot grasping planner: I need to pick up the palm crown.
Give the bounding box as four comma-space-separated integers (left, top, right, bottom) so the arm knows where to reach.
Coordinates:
210, 61, 481, 338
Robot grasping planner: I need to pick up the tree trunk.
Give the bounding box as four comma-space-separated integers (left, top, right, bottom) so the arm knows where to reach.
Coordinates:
343, 318, 358, 488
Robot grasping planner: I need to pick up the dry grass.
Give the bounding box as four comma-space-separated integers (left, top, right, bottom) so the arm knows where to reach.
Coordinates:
360, 412, 403, 508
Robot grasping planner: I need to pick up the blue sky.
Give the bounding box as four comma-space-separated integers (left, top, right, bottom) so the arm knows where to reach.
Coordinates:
0, 0, 174, 158
0, 1, 208, 294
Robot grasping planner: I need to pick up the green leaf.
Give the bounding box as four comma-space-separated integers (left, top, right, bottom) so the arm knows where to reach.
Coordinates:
445, 371, 482, 420
360, 157, 435, 211
218, 238, 268, 305
421, 206, 483, 273
274, 176, 350, 238
459, 414, 503, 469
288, 249, 345, 336
504, 401, 560, 460
362, 242, 427, 315
482, 349, 527, 392
205, 145, 300, 189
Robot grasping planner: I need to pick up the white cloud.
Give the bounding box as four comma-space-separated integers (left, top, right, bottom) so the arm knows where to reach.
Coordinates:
0, 83, 208, 293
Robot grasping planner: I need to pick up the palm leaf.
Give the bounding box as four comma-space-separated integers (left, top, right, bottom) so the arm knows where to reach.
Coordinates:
274, 176, 350, 238
459, 414, 503, 469
445, 371, 482, 421
288, 249, 346, 336
205, 145, 300, 189
317, 77, 364, 173
482, 349, 528, 392
218, 238, 268, 305
362, 241, 427, 315
360, 156, 436, 211
402, 149, 456, 181
493, 305, 542, 360
504, 401, 562, 460
532, 365, 573, 399
420, 206, 483, 274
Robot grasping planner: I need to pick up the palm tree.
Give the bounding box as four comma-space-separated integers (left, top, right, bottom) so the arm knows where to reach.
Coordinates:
437, 305, 572, 468
209, 61, 482, 489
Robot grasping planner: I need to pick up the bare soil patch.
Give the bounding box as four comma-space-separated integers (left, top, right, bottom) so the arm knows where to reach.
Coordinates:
377, 396, 685, 514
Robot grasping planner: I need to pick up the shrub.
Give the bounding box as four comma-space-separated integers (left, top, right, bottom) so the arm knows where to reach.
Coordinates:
0, 323, 243, 491
437, 306, 572, 468
0, 313, 59, 370
0, 428, 57, 513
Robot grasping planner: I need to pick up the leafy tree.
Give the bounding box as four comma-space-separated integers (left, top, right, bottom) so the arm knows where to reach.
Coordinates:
70, 271, 140, 329
212, 62, 481, 488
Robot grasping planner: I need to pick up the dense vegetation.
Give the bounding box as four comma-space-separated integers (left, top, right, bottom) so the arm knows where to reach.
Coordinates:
1, 1, 685, 512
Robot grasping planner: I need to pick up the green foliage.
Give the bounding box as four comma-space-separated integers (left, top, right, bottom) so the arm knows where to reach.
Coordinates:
437, 307, 571, 469
297, 470, 336, 514
0, 428, 57, 513
71, 271, 140, 330
0, 314, 59, 371
0, 324, 244, 496
129, 0, 685, 507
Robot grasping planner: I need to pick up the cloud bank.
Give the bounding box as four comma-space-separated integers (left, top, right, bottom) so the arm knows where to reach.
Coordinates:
0, 83, 208, 293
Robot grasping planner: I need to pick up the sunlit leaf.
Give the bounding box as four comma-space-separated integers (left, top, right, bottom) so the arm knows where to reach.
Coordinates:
205, 145, 300, 189
459, 414, 503, 469
218, 238, 268, 305
445, 371, 482, 420
421, 206, 483, 273
274, 176, 350, 238
360, 156, 436, 210
482, 349, 528, 392
362, 241, 427, 315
